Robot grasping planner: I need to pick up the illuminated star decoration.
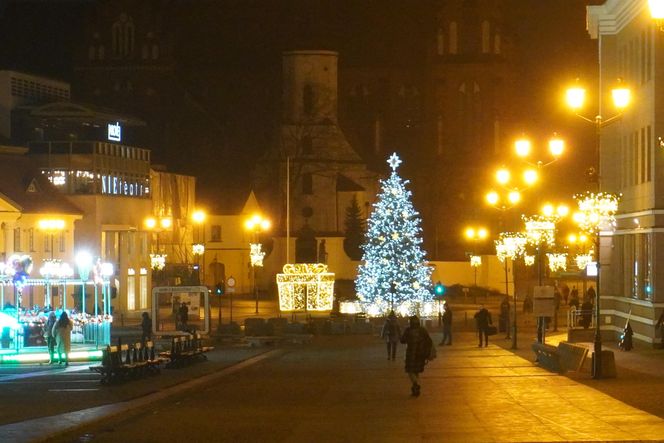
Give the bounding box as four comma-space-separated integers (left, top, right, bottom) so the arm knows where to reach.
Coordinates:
387, 153, 402, 171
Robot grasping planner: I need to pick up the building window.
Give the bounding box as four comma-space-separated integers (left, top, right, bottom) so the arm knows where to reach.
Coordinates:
127, 268, 136, 310
436, 27, 445, 55
14, 228, 21, 252
210, 225, 222, 242
302, 173, 313, 195
481, 20, 490, 54
112, 13, 135, 58
139, 268, 148, 309
28, 228, 34, 252
449, 22, 458, 54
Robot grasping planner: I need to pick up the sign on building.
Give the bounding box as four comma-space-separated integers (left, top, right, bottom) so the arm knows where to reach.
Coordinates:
107, 122, 122, 142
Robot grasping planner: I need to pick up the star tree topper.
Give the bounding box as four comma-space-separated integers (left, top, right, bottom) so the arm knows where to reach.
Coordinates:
387, 152, 402, 171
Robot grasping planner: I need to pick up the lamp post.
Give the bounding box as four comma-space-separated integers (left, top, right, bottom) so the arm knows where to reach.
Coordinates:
495, 232, 526, 349
244, 214, 271, 315
192, 209, 206, 285
573, 191, 620, 379
464, 226, 488, 286
566, 77, 630, 379
649, 0, 664, 30
513, 134, 565, 169
76, 251, 93, 314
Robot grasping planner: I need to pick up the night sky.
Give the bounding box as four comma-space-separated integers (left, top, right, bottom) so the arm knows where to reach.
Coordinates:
0, 0, 602, 253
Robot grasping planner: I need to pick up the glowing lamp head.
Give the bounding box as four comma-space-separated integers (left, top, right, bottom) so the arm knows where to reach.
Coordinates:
523, 169, 538, 186
486, 191, 499, 206
38, 219, 66, 231
566, 85, 586, 110
567, 233, 578, 244
557, 205, 570, 217
650, 0, 664, 19
144, 217, 157, 229
495, 168, 510, 185
477, 228, 488, 239
160, 217, 172, 229
611, 82, 631, 110
260, 219, 271, 231
464, 227, 476, 240
549, 136, 564, 157
192, 210, 206, 224
508, 190, 521, 205
514, 138, 531, 158
542, 203, 554, 217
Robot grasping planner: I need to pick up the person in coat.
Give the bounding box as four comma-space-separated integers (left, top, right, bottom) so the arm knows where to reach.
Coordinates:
474, 304, 493, 347
439, 301, 453, 345
400, 315, 432, 397
52, 311, 73, 366
44, 311, 57, 364
580, 300, 593, 329
381, 311, 401, 361
141, 312, 152, 344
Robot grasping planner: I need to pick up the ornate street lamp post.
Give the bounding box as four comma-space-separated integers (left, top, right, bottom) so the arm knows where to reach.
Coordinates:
244, 214, 271, 314
464, 226, 488, 287
495, 232, 526, 349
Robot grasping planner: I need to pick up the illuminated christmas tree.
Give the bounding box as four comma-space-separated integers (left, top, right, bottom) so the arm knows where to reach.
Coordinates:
355, 153, 433, 316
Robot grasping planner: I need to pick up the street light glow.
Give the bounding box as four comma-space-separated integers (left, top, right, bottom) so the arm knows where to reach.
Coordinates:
192, 210, 206, 224
514, 138, 531, 157
144, 217, 156, 229
464, 227, 476, 239
611, 82, 631, 109
486, 191, 499, 206
523, 169, 538, 185
160, 217, 172, 229
508, 190, 521, 204
496, 168, 510, 185
566, 85, 586, 110
37, 219, 66, 231
549, 136, 564, 157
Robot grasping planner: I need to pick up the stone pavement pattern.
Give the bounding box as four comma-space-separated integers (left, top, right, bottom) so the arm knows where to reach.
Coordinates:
42, 331, 664, 443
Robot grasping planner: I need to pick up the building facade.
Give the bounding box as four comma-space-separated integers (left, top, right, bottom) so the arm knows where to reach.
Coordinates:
587, 0, 663, 346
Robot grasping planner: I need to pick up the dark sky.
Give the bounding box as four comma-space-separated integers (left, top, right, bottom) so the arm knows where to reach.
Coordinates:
0, 0, 601, 211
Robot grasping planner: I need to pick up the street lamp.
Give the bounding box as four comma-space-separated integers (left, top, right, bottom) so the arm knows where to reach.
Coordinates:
144, 216, 172, 253
649, 0, 664, 30
573, 191, 620, 379
76, 251, 93, 314
514, 134, 565, 168
244, 214, 271, 314
495, 232, 526, 349
192, 209, 207, 284
464, 226, 488, 286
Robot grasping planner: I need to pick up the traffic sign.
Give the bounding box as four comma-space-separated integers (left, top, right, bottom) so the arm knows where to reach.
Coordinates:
227, 276, 236, 288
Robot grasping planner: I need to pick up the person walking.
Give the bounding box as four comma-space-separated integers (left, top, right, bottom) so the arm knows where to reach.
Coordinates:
474, 304, 493, 347
178, 302, 189, 331
580, 299, 593, 329
439, 301, 452, 345
44, 311, 57, 364
141, 312, 153, 344
400, 315, 432, 397
380, 311, 401, 360
52, 311, 73, 366
569, 286, 580, 309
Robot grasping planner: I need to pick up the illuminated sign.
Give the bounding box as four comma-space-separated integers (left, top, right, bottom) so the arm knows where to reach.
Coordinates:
100, 175, 148, 197
107, 122, 122, 142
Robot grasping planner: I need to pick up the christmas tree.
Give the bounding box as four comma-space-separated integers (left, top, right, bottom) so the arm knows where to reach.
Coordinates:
355, 153, 433, 316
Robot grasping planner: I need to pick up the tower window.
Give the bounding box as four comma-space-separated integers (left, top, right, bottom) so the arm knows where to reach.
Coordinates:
112, 13, 135, 58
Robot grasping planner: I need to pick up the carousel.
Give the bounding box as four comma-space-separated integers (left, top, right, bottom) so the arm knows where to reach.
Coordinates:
0, 254, 114, 364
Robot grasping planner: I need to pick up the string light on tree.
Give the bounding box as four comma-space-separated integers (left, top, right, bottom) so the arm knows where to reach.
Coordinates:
355, 153, 433, 316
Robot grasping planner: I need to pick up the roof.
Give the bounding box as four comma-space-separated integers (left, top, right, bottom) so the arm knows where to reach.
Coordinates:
15, 101, 145, 126
0, 154, 82, 215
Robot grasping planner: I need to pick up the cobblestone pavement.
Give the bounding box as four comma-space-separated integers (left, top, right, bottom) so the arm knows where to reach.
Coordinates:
16, 331, 662, 443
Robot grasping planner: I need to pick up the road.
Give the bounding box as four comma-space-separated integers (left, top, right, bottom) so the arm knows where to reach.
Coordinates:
46, 332, 664, 443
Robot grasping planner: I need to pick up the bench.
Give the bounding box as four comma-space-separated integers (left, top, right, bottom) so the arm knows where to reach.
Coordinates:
531, 342, 564, 374
159, 333, 212, 368
557, 341, 589, 372
89, 338, 165, 383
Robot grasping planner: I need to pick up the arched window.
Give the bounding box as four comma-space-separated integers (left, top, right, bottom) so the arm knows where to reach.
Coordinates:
481, 21, 491, 53
112, 13, 135, 58
449, 22, 458, 54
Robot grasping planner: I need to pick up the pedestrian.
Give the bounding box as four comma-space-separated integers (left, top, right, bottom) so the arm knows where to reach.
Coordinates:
499, 296, 510, 339
178, 302, 189, 331
44, 311, 57, 364
569, 286, 580, 309
52, 311, 73, 366
474, 304, 493, 347
400, 315, 432, 397
580, 299, 593, 329
141, 311, 152, 344
587, 285, 596, 303
439, 301, 452, 345
553, 287, 562, 331
561, 283, 570, 306
380, 310, 401, 360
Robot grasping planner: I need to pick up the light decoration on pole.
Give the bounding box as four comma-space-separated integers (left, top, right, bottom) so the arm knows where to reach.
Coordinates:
546, 253, 568, 272
494, 232, 526, 263
355, 153, 433, 316
575, 253, 594, 270
573, 192, 620, 234
470, 255, 482, 267
523, 215, 557, 247
192, 243, 205, 256
277, 263, 334, 312
150, 254, 167, 271
249, 243, 265, 267
524, 255, 535, 267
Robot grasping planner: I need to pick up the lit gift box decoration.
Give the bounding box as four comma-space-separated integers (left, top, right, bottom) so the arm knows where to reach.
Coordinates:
277, 263, 334, 312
